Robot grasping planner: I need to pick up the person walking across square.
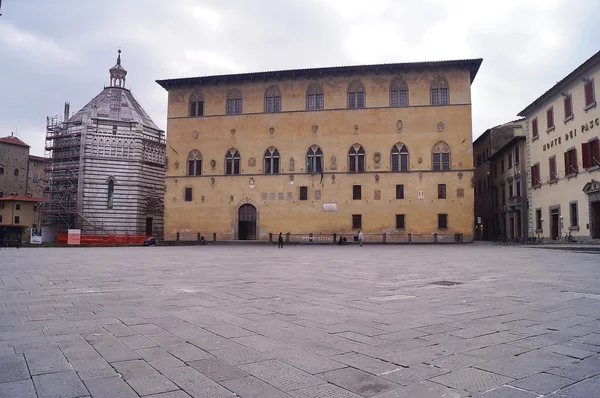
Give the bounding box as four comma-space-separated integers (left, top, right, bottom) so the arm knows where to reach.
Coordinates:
358, 231, 364, 247
278, 232, 284, 248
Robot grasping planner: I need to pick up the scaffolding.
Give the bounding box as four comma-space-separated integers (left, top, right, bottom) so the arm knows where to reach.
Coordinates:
43, 115, 82, 231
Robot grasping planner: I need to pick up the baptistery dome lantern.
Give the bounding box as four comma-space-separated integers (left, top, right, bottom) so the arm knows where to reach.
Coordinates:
109, 49, 127, 87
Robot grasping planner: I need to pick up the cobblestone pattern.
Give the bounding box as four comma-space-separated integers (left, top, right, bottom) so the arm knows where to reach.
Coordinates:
0, 245, 599, 397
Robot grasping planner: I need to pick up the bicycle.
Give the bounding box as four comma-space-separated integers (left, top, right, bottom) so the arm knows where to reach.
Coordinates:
558, 232, 574, 244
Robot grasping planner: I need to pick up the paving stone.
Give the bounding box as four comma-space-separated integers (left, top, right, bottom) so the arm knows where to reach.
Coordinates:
204, 323, 256, 338
112, 359, 157, 380
210, 345, 273, 365
475, 385, 540, 397
149, 356, 187, 371
83, 376, 138, 398
546, 360, 600, 381
0, 355, 30, 383
464, 343, 529, 360
220, 375, 292, 398
131, 323, 169, 336
25, 351, 72, 376
232, 335, 289, 352
270, 347, 347, 374
430, 368, 514, 394
0, 379, 37, 398
167, 343, 213, 362
240, 359, 326, 392
335, 332, 389, 346
290, 383, 362, 398
318, 367, 399, 397
377, 330, 429, 342
370, 380, 471, 398
162, 366, 235, 398
188, 357, 249, 381
127, 374, 180, 396
330, 352, 398, 375
33, 370, 89, 398
541, 344, 594, 359
120, 334, 158, 350
103, 323, 138, 337
69, 357, 117, 380
427, 353, 487, 371
378, 363, 449, 385
509, 372, 575, 395
552, 374, 600, 397
144, 392, 192, 398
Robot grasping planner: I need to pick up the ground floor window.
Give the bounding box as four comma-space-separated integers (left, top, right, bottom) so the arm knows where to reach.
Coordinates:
438, 214, 448, 229
569, 201, 578, 228
352, 214, 362, 229
395, 214, 405, 229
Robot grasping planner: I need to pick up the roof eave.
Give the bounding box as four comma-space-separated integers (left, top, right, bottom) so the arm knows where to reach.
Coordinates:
155, 58, 484, 90
518, 49, 600, 117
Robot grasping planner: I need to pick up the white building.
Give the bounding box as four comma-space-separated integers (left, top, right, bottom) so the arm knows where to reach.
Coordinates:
519, 50, 600, 242
44, 51, 166, 238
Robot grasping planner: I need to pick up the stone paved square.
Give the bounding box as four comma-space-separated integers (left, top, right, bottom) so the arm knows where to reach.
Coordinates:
0, 244, 599, 397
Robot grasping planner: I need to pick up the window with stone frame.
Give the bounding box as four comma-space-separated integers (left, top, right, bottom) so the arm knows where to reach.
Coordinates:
306, 145, 323, 173
306, 83, 324, 111
564, 93, 573, 120
348, 81, 366, 109
107, 178, 115, 208
14, 168, 18, 176
536, 208, 542, 230
348, 144, 365, 172
264, 85, 281, 113
430, 76, 449, 105
582, 138, 600, 169
264, 147, 280, 174
438, 214, 448, 229
546, 106, 555, 130
584, 79, 596, 108
187, 149, 202, 176
184, 187, 192, 202
390, 79, 409, 107
299, 186, 308, 200
532, 117, 539, 139
226, 88, 243, 115
353, 185, 361, 200
395, 214, 405, 229
514, 146, 520, 165
188, 92, 204, 117
564, 148, 578, 176
569, 201, 578, 228
531, 163, 541, 187
549, 155, 557, 182
391, 143, 409, 172
438, 184, 446, 199
352, 214, 362, 229
225, 148, 241, 175
396, 184, 404, 199
432, 141, 451, 171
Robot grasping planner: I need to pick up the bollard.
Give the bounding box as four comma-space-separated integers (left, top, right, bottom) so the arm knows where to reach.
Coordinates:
176, 232, 180, 241
408, 233, 412, 244
212, 232, 216, 243
383, 233, 386, 244
269, 233, 273, 244
434, 233, 438, 243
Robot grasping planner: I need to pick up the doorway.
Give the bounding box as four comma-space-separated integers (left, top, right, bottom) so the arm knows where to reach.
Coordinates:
509, 216, 515, 239
551, 211, 559, 240
593, 202, 600, 239
145, 217, 153, 235
515, 210, 522, 238
238, 204, 257, 240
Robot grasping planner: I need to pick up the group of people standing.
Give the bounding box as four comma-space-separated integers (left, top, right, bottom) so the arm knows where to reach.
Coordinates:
276, 231, 364, 248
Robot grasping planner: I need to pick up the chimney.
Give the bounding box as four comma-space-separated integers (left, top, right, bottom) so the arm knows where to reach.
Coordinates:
63, 102, 70, 122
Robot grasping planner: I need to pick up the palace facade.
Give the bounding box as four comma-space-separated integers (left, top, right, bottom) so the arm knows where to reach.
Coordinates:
157, 59, 483, 240
519, 50, 600, 241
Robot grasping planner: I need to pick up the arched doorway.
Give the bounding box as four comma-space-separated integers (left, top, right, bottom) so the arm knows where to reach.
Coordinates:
238, 204, 257, 240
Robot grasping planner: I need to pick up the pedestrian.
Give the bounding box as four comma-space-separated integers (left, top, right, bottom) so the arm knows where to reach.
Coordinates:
358, 230, 364, 247
278, 232, 284, 248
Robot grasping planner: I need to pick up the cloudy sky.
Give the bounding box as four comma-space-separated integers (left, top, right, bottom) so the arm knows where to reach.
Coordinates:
1, 0, 599, 156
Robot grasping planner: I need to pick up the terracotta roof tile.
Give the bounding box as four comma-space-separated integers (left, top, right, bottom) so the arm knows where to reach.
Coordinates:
0, 136, 30, 147
0, 195, 44, 202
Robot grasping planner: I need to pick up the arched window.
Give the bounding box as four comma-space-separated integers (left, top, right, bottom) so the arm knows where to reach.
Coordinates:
187, 149, 202, 176
107, 178, 115, 209
306, 83, 324, 111
306, 145, 323, 174
431, 76, 449, 105
264, 85, 281, 113
225, 148, 240, 175
226, 89, 243, 115
264, 147, 280, 174
390, 79, 409, 107
14, 168, 19, 177
348, 81, 366, 109
391, 143, 409, 172
0, 166, 4, 175
432, 141, 451, 171
348, 144, 365, 172
189, 91, 204, 117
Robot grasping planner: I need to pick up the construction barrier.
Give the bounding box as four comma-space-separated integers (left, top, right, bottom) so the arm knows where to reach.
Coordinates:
56, 232, 148, 246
